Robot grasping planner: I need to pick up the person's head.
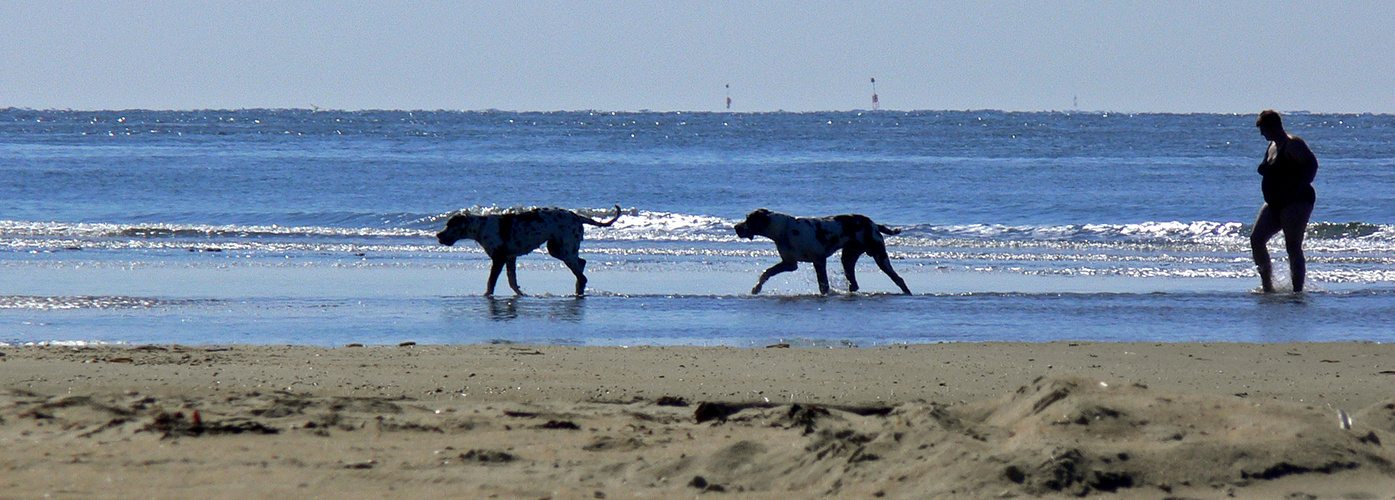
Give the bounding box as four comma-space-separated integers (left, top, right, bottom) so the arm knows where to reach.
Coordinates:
1256, 109, 1285, 141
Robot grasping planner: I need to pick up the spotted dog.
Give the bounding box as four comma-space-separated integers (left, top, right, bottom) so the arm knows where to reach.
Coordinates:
437, 205, 621, 296
734, 208, 912, 295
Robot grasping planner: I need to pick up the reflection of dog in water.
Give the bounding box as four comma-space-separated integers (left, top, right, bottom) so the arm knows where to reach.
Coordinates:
484, 296, 584, 323
734, 208, 912, 295
437, 206, 621, 296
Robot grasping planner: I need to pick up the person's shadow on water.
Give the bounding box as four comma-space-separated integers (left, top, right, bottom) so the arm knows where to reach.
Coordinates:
1253, 292, 1314, 342
485, 296, 520, 321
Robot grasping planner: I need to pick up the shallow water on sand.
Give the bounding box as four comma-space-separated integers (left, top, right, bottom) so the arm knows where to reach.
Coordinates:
3, 260, 1391, 347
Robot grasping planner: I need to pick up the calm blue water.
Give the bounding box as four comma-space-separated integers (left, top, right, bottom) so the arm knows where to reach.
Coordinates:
3, 109, 1393, 346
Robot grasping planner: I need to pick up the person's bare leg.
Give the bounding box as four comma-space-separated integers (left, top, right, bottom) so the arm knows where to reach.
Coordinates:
1250, 204, 1282, 293
1280, 201, 1314, 292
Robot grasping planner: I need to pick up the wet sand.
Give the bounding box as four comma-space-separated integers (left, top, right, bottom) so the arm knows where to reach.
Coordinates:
3, 341, 1394, 499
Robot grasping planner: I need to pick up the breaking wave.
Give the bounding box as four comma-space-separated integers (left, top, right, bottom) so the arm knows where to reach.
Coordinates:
4, 213, 1394, 254
0, 295, 210, 311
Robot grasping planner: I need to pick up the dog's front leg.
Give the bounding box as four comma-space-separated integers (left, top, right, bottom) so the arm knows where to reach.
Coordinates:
752, 260, 798, 294
505, 257, 526, 296
812, 258, 832, 295
485, 258, 506, 296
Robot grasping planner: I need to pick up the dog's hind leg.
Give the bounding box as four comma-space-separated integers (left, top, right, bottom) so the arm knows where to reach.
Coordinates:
841, 243, 866, 292
505, 257, 526, 296
752, 260, 798, 294
869, 249, 912, 295
563, 257, 588, 295
549, 238, 588, 296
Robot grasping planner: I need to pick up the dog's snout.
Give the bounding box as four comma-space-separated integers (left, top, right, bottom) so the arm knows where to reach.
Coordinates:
436, 232, 456, 246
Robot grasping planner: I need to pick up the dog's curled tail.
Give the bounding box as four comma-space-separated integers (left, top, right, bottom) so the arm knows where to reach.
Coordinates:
582, 205, 623, 227
877, 224, 902, 236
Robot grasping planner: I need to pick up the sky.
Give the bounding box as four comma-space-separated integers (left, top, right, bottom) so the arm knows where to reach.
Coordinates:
2, 1, 1392, 113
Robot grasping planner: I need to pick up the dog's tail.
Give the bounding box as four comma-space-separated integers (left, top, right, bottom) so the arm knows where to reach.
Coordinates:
877, 224, 902, 236
581, 205, 623, 227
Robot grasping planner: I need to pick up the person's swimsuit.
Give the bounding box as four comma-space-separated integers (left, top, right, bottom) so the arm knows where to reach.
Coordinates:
1259, 141, 1317, 210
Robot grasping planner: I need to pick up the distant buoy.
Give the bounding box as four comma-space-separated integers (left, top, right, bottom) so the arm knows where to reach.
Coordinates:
871, 78, 879, 110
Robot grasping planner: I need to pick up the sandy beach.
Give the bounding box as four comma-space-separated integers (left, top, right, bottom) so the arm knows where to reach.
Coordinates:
3, 341, 1394, 499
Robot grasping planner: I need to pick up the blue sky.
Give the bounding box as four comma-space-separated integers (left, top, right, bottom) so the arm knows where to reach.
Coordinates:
3, 1, 1391, 112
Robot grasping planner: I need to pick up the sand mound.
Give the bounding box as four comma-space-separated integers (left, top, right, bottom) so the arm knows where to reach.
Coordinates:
942, 375, 1395, 497
4, 374, 1393, 498
568, 375, 1395, 498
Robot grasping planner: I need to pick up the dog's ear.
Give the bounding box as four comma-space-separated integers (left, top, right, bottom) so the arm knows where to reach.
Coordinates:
739, 208, 772, 234
446, 214, 466, 227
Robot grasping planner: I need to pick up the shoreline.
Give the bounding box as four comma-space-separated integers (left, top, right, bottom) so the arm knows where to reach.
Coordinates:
4, 342, 1395, 498
7, 341, 1392, 408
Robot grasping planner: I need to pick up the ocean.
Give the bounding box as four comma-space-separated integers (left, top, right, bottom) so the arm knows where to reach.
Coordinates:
2, 109, 1393, 347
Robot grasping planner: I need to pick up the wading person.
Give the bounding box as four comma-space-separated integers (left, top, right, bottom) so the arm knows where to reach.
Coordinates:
1251, 110, 1318, 293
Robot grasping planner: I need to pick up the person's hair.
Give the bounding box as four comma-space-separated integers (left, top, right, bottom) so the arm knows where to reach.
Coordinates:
1256, 109, 1283, 129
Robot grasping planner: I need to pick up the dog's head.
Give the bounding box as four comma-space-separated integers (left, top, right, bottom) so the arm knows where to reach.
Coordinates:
436, 213, 475, 246
734, 208, 774, 240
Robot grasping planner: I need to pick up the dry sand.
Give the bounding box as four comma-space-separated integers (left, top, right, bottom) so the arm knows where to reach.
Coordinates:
2, 341, 1395, 499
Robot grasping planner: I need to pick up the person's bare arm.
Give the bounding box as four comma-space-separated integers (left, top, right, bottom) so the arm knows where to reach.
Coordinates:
1288, 136, 1319, 183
